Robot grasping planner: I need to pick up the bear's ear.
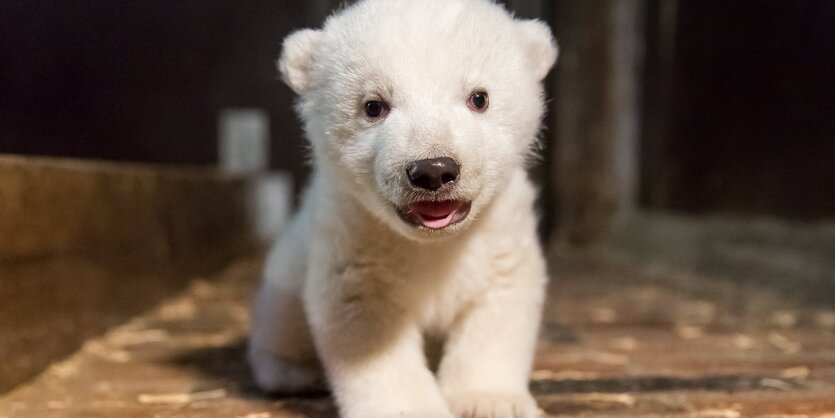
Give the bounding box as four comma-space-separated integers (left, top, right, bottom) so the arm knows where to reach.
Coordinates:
278, 28, 324, 95
515, 19, 559, 81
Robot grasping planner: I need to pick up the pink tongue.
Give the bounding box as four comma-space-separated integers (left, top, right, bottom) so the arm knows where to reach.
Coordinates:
410, 201, 462, 217
409, 201, 463, 229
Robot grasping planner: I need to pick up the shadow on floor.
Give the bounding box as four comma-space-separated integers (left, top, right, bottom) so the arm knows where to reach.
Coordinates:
166, 337, 337, 416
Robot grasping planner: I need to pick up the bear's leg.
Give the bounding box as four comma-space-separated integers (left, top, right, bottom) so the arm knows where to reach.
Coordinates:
307, 276, 454, 418
248, 220, 323, 394
248, 280, 323, 393
437, 253, 547, 418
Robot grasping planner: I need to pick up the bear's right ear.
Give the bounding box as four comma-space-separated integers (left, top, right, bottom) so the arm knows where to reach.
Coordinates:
278, 29, 324, 95
515, 19, 559, 82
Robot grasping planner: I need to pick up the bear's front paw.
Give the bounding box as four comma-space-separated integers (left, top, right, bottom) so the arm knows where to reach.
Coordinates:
343, 405, 454, 418
446, 390, 540, 418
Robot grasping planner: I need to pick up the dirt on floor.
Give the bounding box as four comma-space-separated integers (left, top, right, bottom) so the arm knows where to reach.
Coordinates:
2, 253, 835, 417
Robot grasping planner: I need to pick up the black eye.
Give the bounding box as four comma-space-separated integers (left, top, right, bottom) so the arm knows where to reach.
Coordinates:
365, 100, 389, 119
468, 91, 489, 112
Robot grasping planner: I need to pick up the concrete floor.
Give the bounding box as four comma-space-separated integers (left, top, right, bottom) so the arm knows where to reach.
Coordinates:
2, 253, 835, 417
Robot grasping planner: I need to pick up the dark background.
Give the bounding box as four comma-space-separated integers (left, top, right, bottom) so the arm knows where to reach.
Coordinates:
0, 0, 308, 177
642, 0, 835, 219
1, 0, 833, 219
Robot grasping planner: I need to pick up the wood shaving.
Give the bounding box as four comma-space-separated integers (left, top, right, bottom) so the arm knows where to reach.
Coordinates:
759, 378, 793, 391
814, 311, 835, 328
692, 409, 741, 418
157, 298, 198, 320
109, 329, 170, 347
137, 389, 227, 405
755, 415, 810, 418
570, 393, 635, 406
676, 324, 704, 340
780, 366, 810, 379
733, 334, 755, 350
679, 300, 716, 325
768, 332, 802, 353
83, 341, 131, 363
609, 336, 638, 351
48, 360, 80, 379
46, 400, 68, 409
590, 307, 617, 324
770, 310, 798, 328
530, 369, 600, 381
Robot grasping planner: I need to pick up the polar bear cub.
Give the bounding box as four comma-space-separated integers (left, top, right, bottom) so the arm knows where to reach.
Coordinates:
248, 0, 558, 417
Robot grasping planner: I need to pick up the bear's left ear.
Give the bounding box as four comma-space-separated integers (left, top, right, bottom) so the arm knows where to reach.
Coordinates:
515, 19, 559, 81
278, 28, 324, 95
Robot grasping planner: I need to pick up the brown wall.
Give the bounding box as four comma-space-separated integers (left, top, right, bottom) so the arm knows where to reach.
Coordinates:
0, 155, 257, 393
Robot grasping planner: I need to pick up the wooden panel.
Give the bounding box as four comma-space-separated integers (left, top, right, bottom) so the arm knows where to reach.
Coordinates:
0, 155, 257, 392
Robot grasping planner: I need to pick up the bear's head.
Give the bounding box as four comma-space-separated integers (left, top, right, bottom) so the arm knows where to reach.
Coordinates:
279, 0, 557, 241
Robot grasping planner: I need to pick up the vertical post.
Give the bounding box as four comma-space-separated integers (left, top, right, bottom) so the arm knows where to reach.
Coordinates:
219, 108, 292, 243
550, 0, 646, 247
611, 0, 646, 218
641, 0, 679, 209
219, 109, 270, 175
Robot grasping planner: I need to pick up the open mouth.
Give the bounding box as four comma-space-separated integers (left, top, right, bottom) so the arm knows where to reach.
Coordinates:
397, 200, 471, 230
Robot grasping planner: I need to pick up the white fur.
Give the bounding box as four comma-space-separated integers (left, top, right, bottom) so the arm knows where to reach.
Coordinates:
249, 1, 557, 417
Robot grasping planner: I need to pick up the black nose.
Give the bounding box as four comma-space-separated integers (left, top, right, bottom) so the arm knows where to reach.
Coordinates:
406, 157, 460, 191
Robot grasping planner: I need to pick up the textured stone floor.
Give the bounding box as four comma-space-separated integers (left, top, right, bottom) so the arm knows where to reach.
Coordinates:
2, 253, 835, 417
